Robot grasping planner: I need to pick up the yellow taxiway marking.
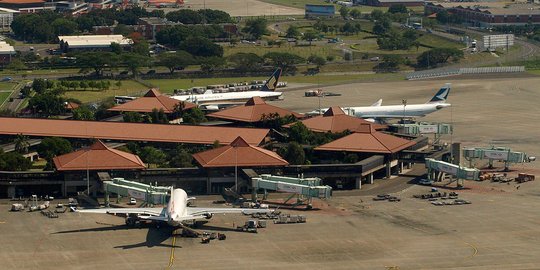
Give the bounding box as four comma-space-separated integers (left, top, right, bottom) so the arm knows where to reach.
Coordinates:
464, 242, 478, 259
167, 230, 178, 269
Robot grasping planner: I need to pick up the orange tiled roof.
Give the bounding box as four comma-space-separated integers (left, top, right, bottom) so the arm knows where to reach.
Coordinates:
193, 136, 288, 168
284, 107, 385, 133
108, 88, 196, 113
64, 102, 80, 110
0, 117, 269, 145
0, 0, 44, 3
315, 124, 416, 154
53, 140, 145, 171
207, 97, 303, 123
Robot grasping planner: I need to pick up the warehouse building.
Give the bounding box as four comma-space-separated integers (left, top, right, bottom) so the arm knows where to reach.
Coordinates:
354, 0, 424, 7
58, 35, 133, 53
0, 41, 15, 64
305, 4, 335, 18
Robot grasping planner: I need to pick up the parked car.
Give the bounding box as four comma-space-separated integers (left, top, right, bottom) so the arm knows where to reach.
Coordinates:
128, 198, 137, 205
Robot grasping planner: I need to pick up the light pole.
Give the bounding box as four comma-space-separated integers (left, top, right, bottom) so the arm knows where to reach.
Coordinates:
402, 99, 407, 123
234, 147, 238, 193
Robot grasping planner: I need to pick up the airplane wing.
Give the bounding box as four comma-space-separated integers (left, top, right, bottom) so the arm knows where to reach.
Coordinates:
359, 114, 423, 119
186, 207, 272, 217
77, 207, 165, 217
371, 99, 383, 106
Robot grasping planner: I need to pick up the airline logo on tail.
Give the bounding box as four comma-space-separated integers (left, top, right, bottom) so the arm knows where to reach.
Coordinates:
428, 83, 451, 103
261, 68, 282, 92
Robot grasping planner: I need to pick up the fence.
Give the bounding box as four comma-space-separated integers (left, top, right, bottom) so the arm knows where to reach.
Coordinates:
406, 66, 525, 80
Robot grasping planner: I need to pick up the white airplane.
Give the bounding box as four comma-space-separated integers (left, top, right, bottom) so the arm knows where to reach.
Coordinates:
309, 83, 451, 120
171, 69, 284, 111
78, 188, 271, 227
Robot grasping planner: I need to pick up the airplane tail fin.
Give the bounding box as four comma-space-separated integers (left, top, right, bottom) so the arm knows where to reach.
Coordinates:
371, 99, 382, 107
427, 83, 451, 103
261, 68, 282, 92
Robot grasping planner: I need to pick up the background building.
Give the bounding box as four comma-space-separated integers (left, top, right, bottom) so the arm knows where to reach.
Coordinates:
58, 35, 133, 52
355, 0, 424, 7
305, 4, 335, 18
425, 2, 540, 26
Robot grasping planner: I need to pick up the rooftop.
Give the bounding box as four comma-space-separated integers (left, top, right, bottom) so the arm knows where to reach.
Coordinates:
0, 117, 269, 145
193, 136, 288, 168
0, 0, 44, 4
428, 2, 540, 15
315, 124, 416, 154
0, 41, 15, 54
284, 107, 386, 133
53, 140, 145, 171
108, 89, 196, 113
207, 97, 303, 123
58, 35, 133, 47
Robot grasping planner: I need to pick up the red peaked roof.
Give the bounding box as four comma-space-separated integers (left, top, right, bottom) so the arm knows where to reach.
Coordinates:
315, 124, 416, 154
53, 140, 146, 171
108, 88, 196, 113
193, 136, 288, 168
284, 107, 385, 133
207, 97, 303, 123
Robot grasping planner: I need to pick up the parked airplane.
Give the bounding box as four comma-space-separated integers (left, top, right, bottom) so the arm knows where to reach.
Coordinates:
171, 69, 284, 111
78, 188, 271, 227
309, 83, 451, 120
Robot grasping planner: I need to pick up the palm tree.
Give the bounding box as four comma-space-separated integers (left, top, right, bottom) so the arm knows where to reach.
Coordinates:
14, 134, 30, 154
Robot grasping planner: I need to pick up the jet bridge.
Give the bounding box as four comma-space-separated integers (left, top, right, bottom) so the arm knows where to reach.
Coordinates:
425, 158, 480, 187
103, 178, 171, 206
392, 122, 453, 144
463, 146, 535, 171
251, 174, 332, 208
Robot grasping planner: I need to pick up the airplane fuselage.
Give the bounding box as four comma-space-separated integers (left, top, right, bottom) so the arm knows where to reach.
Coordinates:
166, 188, 188, 226
172, 91, 282, 104
343, 103, 451, 118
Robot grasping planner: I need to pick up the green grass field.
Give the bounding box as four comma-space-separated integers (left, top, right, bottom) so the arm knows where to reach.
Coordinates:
0, 91, 11, 105
145, 73, 403, 93
62, 80, 148, 103
224, 44, 341, 58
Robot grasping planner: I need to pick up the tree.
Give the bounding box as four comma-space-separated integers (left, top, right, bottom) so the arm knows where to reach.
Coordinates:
180, 36, 223, 57
374, 54, 402, 72
157, 50, 194, 74
76, 52, 118, 76
228, 52, 263, 72
32, 78, 48, 94
339, 6, 349, 19
28, 93, 65, 116
72, 106, 95, 120
388, 4, 408, 14
282, 142, 305, 165
166, 9, 203, 24
14, 134, 30, 154
373, 17, 391, 35
288, 122, 313, 144
168, 145, 193, 167
199, 56, 226, 73
0, 152, 32, 171
263, 52, 305, 73
285, 25, 300, 39
6, 59, 27, 71
307, 55, 326, 68
132, 39, 150, 56
37, 137, 72, 169
243, 18, 267, 39
121, 53, 150, 77
139, 146, 167, 167
115, 81, 122, 89
350, 9, 361, 19
123, 112, 144, 123
182, 107, 207, 124
51, 18, 78, 36
113, 24, 131, 36
110, 42, 123, 54
197, 9, 231, 24
417, 47, 464, 68
302, 30, 319, 45
370, 9, 384, 21
148, 108, 168, 124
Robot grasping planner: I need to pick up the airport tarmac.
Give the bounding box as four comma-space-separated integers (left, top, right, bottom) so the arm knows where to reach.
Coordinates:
273, 76, 540, 169
1, 173, 540, 270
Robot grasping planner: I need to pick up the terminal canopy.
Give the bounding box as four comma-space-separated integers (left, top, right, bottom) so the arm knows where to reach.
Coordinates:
284, 107, 386, 133
108, 88, 196, 113
207, 96, 303, 123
